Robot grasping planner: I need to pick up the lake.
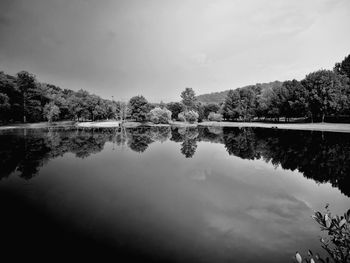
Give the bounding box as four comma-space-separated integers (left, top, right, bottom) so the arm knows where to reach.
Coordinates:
0, 126, 349, 262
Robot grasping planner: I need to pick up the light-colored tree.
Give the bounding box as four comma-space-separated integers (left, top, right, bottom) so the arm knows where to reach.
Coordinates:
149, 107, 171, 124
178, 110, 199, 123
43, 102, 60, 123
208, 112, 223, 122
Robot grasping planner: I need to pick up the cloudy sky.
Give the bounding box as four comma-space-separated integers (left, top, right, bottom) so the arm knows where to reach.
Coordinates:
0, 0, 349, 102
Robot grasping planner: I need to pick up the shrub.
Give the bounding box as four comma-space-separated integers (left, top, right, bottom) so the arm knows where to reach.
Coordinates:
178, 112, 186, 122
295, 205, 350, 263
178, 111, 199, 123
149, 107, 172, 124
208, 112, 223, 122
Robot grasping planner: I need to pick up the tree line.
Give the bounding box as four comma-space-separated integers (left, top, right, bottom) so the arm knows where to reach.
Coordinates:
221, 55, 350, 122
1, 54, 349, 124
0, 71, 118, 123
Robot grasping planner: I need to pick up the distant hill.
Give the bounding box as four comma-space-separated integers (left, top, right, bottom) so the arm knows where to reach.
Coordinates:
196, 81, 283, 104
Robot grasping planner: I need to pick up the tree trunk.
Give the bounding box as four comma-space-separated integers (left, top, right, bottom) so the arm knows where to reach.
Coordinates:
322, 113, 325, 123
23, 94, 26, 123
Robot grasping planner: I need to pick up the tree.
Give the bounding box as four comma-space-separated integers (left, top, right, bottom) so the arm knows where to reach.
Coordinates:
238, 86, 257, 121
203, 103, 220, 120
148, 107, 172, 124
166, 102, 184, 120
207, 112, 223, 121
282, 80, 308, 119
116, 101, 129, 122
334, 54, 350, 80
0, 93, 11, 122
0, 72, 21, 122
16, 71, 41, 123
256, 87, 273, 119
128, 95, 150, 122
222, 89, 241, 120
302, 70, 346, 122
43, 102, 60, 123
178, 110, 199, 123
181, 87, 197, 110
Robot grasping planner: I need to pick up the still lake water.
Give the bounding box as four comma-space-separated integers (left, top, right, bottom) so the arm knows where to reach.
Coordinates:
0, 126, 349, 262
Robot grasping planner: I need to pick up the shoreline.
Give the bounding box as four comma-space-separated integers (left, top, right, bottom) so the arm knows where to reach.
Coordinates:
199, 121, 350, 133
1, 120, 350, 133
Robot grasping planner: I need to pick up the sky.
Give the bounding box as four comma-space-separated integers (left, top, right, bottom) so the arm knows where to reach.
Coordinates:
0, 0, 349, 102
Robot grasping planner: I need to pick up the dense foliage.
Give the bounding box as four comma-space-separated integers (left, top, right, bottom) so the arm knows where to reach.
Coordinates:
148, 107, 172, 124
128, 95, 150, 122
178, 110, 199, 123
203, 103, 220, 119
166, 102, 184, 120
198, 56, 350, 122
220, 67, 350, 122
0, 71, 118, 123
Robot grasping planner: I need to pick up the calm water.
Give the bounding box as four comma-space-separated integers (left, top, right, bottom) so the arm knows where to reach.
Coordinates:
0, 126, 349, 262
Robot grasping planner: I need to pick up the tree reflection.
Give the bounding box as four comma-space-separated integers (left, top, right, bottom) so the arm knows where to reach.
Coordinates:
1, 126, 349, 196
126, 127, 154, 153
0, 128, 113, 180
178, 127, 199, 158
219, 127, 350, 197
180, 139, 197, 158
223, 128, 259, 160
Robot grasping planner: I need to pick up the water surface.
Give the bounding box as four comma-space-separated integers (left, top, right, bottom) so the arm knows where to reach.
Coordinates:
0, 126, 349, 262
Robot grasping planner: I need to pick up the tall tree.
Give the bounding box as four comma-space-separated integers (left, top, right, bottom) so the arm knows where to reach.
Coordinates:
181, 87, 197, 110
0, 93, 11, 122
302, 70, 346, 122
128, 95, 150, 122
16, 71, 42, 123
282, 80, 308, 119
222, 89, 241, 120
238, 86, 257, 121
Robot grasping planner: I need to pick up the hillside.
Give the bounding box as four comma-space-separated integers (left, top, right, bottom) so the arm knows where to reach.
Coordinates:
196, 81, 283, 104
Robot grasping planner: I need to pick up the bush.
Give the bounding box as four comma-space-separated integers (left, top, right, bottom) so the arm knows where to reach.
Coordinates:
178, 112, 186, 122
149, 107, 172, 124
208, 112, 223, 122
178, 110, 199, 123
295, 205, 350, 263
